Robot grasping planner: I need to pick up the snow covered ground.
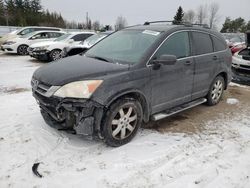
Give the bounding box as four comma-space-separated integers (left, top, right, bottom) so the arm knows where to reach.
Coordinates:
0, 53, 250, 188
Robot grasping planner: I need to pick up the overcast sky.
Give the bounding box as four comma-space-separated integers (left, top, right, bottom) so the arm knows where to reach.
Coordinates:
41, 0, 249, 28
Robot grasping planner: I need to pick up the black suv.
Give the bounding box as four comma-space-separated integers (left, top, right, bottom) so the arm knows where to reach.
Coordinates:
32, 22, 232, 147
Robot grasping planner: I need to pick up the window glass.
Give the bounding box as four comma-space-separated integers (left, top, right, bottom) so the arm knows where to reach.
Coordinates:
212, 36, 226, 51
192, 32, 213, 55
49, 32, 63, 38
86, 30, 161, 65
31, 32, 49, 40
72, 34, 93, 41
19, 28, 34, 35
154, 31, 190, 59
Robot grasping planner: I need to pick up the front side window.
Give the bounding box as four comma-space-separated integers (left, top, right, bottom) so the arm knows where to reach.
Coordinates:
86, 30, 162, 65
192, 32, 213, 55
154, 31, 190, 59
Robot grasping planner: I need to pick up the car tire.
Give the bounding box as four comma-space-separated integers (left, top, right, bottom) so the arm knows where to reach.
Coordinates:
102, 98, 143, 147
207, 75, 225, 106
17, 45, 29, 55
49, 49, 62, 61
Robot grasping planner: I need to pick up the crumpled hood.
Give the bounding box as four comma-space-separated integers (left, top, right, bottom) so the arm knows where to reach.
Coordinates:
33, 55, 129, 86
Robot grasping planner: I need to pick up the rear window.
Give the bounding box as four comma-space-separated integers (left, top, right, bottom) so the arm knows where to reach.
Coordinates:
192, 32, 213, 55
72, 34, 93, 41
212, 36, 226, 52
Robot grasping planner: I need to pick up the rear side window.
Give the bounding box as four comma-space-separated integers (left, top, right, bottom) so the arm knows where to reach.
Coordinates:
72, 34, 93, 41
49, 32, 63, 38
211, 36, 227, 51
192, 32, 213, 55
154, 31, 190, 59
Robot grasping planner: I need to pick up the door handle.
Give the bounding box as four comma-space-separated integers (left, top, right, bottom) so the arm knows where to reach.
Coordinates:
185, 61, 192, 65
213, 56, 218, 61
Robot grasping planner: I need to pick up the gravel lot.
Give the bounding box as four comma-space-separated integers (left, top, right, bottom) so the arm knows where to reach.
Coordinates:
0, 53, 250, 188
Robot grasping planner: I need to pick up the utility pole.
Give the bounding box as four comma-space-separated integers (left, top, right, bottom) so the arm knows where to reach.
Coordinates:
86, 12, 88, 29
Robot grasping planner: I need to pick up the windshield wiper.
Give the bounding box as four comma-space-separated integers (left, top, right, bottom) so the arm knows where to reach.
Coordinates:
87, 55, 110, 62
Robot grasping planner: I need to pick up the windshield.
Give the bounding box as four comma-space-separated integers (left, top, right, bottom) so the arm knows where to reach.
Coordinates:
54, 33, 72, 41
85, 30, 162, 65
20, 32, 36, 38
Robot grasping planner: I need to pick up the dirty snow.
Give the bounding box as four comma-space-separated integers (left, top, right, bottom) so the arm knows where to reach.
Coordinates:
227, 98, 239, 105
0, 53, 250, 188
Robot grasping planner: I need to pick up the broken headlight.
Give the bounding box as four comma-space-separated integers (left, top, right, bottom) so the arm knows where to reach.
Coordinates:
53, 80, 103, 99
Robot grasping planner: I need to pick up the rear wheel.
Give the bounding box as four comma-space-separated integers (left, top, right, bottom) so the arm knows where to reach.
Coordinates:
17, 45, 29, 55
207, 75, 225, 106
102, 99, 143, 147
49, 49, 62, 61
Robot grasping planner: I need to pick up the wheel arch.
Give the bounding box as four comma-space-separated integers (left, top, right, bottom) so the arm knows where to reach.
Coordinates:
216, 72, 228, 89
105, 90, 150, 123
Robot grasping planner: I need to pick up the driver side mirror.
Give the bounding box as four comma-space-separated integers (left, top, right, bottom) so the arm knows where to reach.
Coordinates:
68, 39, 74, 44
151, 54, 177, 66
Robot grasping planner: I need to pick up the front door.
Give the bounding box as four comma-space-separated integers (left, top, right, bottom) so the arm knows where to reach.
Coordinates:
150, 31, 195, 114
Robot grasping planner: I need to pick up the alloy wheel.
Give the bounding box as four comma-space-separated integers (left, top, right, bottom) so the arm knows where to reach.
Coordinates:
211, 80, 223, 102
111, 106, 138, 140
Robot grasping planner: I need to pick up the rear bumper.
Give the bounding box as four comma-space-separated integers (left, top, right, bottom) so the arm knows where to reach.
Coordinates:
32, 90, 104, 137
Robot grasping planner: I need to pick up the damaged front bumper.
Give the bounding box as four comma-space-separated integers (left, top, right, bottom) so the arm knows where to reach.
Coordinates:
32, 89, 104, 138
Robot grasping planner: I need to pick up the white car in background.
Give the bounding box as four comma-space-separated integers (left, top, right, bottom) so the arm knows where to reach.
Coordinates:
0, 26, 62, 46
1, 30, 65, 55
62, 31, 113, 57
232, 31, 250, 82
28, 31, 95, 61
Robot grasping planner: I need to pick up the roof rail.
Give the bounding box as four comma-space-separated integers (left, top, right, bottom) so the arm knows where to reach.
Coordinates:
143, 20, 210, 29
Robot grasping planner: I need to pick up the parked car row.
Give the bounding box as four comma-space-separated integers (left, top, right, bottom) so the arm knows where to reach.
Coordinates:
0, 26, 113, 62
232, 31, 250, 83
28, 31, 95, 61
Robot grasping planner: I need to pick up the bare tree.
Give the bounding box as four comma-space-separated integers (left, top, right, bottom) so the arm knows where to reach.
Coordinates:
183, 10, 195, 23
92, 21, 100, 31
114, 16, 128, 31
196, 5, 208, 25
208, 2, 220, 29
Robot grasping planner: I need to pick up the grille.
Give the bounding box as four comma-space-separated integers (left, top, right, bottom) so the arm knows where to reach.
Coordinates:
31, 79, 51, 96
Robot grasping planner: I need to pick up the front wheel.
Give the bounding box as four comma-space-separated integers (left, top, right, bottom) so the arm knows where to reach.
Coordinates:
17, 45, 29, 55
102, 99, 143, 147
49, 49, 62, 61
207, 75, 225, 106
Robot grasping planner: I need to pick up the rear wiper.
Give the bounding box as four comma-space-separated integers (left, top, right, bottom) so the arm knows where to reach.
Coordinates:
88, 55, 110, 62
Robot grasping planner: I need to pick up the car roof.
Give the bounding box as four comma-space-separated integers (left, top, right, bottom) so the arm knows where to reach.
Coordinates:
22, 26, 61, 29
125, 23, 224, 40
30, 30, 65, 35
68, 31, 96, 35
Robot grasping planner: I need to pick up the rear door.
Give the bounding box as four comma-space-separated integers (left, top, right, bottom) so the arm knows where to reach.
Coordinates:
191, 31, 217, 99
150, 31, 195, 113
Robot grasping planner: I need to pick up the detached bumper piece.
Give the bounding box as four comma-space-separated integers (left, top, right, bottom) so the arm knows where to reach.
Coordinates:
33, 91, 104, 137
232, 64, 250, 84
